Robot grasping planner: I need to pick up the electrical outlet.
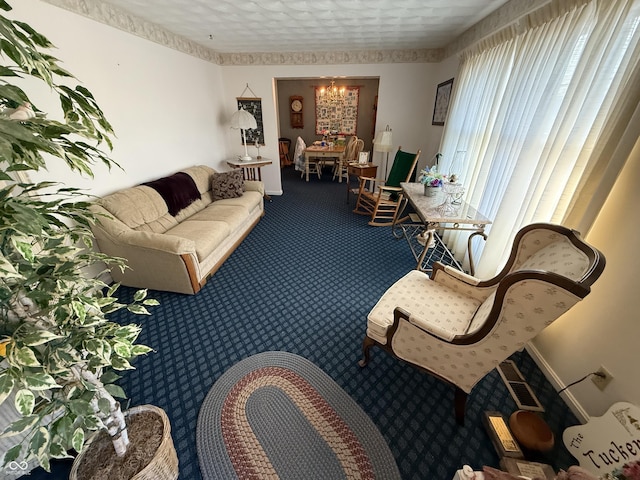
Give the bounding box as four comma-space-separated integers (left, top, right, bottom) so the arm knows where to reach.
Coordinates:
592, 365, 613, 391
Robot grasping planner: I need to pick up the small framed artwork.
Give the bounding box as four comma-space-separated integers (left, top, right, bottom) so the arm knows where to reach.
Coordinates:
432, 78, 454, 126
358, 151, 370, 164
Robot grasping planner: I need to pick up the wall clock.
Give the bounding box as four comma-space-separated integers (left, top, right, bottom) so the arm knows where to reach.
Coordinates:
290, 95, 303, 128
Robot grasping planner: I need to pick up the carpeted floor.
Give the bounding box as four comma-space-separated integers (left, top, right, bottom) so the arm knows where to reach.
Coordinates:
34, 166, 581, 479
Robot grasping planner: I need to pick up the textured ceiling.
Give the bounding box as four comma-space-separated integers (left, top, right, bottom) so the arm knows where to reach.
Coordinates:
95, 0, 510, 54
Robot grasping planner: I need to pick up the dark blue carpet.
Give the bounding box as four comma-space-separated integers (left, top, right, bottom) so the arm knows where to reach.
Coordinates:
33, 166, 580, 479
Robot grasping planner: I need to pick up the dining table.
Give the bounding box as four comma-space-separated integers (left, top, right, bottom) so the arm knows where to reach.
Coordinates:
303, 145, 345, 182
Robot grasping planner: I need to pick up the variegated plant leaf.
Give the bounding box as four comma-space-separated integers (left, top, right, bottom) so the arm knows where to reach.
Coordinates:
113, 342, 131, 358
49, 441, 72, 459
71, 427, 84, 453
0, 414, 39, 438
110, 357, 133, 371
18, 328, 64, 347
83, 414, 102, 431
0, 372, 15, 406
30, 427, 50, 471
2, 444, 21, 467
15, 388, 35, 415
13, 346, 40, 367
103, 384, 126, 399
23, 372, 59, 391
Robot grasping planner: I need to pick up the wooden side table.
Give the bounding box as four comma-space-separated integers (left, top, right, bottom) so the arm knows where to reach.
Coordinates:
346, 162, 377, 202
226, 158, 272, 201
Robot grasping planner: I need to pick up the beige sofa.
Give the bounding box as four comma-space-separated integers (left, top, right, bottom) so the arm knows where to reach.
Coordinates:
90, 165, 264, 294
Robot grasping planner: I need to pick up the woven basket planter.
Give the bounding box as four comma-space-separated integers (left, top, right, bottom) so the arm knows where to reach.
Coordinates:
70, 404, 178, 480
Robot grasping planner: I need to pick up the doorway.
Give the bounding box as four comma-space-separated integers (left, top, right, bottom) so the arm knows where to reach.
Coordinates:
275, 77, 380, 171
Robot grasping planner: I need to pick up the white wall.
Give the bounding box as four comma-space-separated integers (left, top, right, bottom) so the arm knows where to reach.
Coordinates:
530, 136, 640, 420
14, 1, 449, 197
220, 62, 442, 194
425, 54, 461, 168
11, 0, 227, 196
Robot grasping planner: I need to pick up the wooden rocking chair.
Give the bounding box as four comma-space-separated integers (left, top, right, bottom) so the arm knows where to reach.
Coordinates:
353, 147, 420, 226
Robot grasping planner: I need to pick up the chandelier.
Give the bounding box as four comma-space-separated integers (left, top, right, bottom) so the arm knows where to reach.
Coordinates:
319, 79, 345, 104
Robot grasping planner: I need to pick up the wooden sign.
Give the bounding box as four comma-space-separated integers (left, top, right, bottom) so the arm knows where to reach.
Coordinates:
563, 402, 640, 477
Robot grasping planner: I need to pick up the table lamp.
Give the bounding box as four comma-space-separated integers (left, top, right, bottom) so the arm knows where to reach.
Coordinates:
373, 125, 393, 179
230, 107, 257, 161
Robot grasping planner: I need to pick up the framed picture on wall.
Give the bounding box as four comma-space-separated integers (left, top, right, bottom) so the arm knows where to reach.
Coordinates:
432, 78, 454, 126
237, 97, 265, 145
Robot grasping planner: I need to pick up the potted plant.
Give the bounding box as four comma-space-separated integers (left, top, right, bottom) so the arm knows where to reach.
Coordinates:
0, 2, 177, 478
417, 165, 447, 196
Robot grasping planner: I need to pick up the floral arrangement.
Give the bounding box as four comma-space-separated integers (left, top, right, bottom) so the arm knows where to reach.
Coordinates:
418, 165, 447, 187
601, 460, 640, 480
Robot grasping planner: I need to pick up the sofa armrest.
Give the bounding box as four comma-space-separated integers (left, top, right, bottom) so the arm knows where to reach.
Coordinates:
244, 180, 264, 195
114, 229, 195, 255
91, 219, 201, 294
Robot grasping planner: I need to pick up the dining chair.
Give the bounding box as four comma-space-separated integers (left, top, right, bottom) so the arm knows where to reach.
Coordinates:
333, 136, 363, 182
353, 147, 420, 226
293, 137, 321, 180
358, 223, 606, 424
278, 137, 292, 167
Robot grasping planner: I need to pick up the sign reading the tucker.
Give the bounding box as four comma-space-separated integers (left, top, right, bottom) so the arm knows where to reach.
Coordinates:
563, 402, 640, 477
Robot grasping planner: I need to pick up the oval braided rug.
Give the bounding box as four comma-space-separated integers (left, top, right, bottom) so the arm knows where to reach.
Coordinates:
196, 351, 400, 479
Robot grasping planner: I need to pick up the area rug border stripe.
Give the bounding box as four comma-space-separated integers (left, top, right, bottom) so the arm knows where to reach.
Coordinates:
196, 351, 401, 479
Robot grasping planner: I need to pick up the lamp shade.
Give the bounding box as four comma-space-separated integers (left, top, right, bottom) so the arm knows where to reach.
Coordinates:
374, 129, 393, 153
230, 108, 257, 130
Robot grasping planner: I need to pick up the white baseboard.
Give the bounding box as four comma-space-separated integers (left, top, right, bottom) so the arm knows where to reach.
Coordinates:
525, 343, 589, 424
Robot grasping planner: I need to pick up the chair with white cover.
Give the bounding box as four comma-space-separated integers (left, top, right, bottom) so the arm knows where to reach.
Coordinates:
293, 137, 321, 180
359, 223, 606, 424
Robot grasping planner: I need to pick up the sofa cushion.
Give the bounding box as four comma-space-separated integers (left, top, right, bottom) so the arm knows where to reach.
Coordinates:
211, 170, 244, 201
164, 220, 230, 261
98, 186, 178, 233
143, 172, 201, 216
188, 204, 250, 232
181, 165, 217, 194
212, 190, 263, 212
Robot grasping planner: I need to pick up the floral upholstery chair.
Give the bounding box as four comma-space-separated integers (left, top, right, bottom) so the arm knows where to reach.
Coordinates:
359, 223, 606, 424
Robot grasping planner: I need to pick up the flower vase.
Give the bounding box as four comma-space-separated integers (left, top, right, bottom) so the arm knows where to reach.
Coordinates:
424, 185, 438, 197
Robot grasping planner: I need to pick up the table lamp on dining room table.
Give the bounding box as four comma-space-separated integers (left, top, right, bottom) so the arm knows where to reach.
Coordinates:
230, 107, 257, 161
373, 125, 393, 179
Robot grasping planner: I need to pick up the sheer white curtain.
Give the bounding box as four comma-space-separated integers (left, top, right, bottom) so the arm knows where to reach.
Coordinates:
439, 0, 640, 277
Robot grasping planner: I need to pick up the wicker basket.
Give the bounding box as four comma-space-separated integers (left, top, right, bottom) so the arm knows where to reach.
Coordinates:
70, 404, 179, 480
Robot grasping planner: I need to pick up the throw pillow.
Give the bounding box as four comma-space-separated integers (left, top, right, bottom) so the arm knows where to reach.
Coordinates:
211, 170, 244, 201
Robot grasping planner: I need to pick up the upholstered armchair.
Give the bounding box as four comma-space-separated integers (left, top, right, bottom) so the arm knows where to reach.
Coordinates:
359, 223, 605, 424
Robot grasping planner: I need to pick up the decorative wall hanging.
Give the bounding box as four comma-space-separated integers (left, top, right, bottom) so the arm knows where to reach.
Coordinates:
236, 97, 264, 145
315, 86, 359, 136
235, 84, 264, 145
432, 78, 454, 126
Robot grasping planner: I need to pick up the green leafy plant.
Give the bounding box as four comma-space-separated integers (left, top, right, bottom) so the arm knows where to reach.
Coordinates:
0, 1, 157, 472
